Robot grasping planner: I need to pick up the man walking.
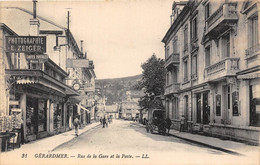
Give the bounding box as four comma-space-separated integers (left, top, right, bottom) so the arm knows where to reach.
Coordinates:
74, 116, 80, 136
180, 115, 185, 132
166, 117, 172, 136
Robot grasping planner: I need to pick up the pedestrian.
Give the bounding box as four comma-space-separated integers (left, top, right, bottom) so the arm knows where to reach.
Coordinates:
20, 118, 25, 145
74, 116, 80, 136
105, 117, 108, 128
100, 117, 103, 125
102, 117, 106, 128
165, 117, 172, 136
180, 115, 185, 132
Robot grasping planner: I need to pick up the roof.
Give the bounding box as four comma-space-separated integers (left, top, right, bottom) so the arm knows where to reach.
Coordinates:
0, 23, 18, 36
162, 2, 190, 43
105, 105, 118, 113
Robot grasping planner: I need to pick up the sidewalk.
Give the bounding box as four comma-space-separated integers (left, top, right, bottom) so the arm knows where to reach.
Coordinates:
2, 122, 100, 155
136, 122, 259, 156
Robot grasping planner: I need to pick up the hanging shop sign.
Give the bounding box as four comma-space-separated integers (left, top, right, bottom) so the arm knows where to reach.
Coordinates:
9, 100, 19, 106
73, 82, 81, 91
6, 36, 46, 53
66, 59, 89, 68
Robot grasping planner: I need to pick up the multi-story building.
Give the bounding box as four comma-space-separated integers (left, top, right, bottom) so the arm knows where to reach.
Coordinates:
0, 3, 96, 142
105, 104, 119, 119
119, 91, 140, 120
162, 0, 259, 144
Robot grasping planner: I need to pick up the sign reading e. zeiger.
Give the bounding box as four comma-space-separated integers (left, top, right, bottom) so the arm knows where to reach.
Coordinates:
6, 36, 46, 53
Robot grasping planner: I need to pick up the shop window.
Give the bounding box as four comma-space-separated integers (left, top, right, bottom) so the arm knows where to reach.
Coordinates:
197, 94, 201, 123
250, 85, 260, 127
38, 99, 47, 132
227, 86, 231, 109
26, 97, 38, 136
54, 103, 63, 129
232, 91, 239, 116
216, 94, 221, 116
185, 95, 189, 120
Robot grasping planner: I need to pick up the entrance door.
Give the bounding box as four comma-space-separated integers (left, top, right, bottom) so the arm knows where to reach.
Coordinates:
184, 96, 189, 130
250, 85, 260, 126
202, 93, 210, 124
196, 94, 201, 123
223, 85, 231, 124
26, 97, 38, 137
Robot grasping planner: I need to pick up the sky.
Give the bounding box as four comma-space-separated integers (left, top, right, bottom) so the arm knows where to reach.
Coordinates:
1, 0, 173, 79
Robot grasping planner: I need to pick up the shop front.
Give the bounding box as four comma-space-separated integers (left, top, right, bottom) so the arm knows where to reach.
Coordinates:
5, 68, 79, 142
26, 96, 48, 140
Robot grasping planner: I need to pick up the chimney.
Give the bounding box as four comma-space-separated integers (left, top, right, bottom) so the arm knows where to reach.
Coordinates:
80, 40, 84, 53
30, 0, 40, 36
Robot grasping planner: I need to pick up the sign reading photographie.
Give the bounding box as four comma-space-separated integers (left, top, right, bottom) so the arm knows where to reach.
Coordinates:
5, 36, 46, 53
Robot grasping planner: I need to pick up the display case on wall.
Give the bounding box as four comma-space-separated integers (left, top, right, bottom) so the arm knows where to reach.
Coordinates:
38, 99, 47, 132
26, 106, 35, 136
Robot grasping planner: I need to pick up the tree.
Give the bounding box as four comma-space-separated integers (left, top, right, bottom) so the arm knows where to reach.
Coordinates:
138, 54, 166, 110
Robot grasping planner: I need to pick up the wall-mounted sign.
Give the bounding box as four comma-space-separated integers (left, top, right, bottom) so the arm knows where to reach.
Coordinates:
9, 100, 19, 105
6, 36, 46, 53
66, 59, 89, 68
26, 54, 49, 63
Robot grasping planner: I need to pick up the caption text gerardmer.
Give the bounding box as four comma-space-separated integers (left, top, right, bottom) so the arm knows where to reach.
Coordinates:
21, 153, 150, 159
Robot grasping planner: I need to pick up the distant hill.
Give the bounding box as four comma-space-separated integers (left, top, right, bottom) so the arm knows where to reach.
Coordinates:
95, 74, 142, 105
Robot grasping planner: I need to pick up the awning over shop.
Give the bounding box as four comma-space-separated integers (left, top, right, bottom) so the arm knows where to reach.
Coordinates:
6, 69, 80, 97
16, 77, 38, 84
237, 72, 260, 79
67, 96, 81, 104
77, 104, 90, 113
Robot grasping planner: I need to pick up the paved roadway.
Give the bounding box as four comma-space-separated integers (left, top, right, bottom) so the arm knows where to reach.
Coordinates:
52, 120, 255, 165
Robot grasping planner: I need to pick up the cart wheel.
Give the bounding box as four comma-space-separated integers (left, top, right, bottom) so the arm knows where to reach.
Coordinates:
146, 126, 149, 133
150, 127, 154, 134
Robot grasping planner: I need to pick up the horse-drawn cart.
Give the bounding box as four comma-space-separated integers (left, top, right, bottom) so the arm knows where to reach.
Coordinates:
146, 109, 167, 135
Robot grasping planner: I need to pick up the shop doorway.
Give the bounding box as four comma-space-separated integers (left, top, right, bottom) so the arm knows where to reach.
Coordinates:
250, 85, 260, 126
26, 97, 38, 137
223, 85, 231, 124
184, 95, 189, 130
202, 93, 210, 124
196, 93, 202, 123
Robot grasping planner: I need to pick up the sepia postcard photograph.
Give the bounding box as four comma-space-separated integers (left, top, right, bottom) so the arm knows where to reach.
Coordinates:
0, 0, 259, 165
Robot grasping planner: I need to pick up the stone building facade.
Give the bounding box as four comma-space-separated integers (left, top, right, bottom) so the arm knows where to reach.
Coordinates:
0, 4, 96, 142
162, 0, 259, 144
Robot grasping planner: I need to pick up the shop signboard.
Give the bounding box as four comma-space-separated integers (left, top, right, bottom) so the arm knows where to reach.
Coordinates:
26, 54, 49, 63
9, 100, 19, 106
6, 36, 46, 53
66, 59, 89, 68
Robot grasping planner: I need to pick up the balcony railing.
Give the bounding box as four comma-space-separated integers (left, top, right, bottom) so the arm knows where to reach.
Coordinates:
165, 53, 180, 68
206, 3, 238, 35
204, 57, 239, 81
245, 44, 260, 58
165, 83, 180, 95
